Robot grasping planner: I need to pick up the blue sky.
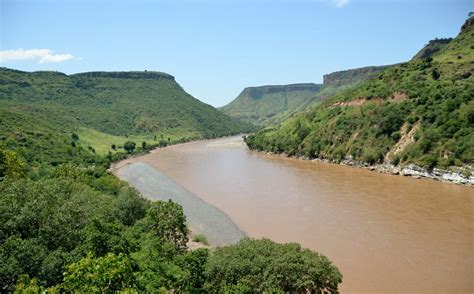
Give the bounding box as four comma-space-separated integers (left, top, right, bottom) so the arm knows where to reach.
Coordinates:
1, 0, 472, 107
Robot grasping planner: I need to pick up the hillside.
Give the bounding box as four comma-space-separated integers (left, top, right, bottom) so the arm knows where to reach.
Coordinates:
220, 83, 322, 126
0, 68, 253, 155
246, 18, 474, 174
221, 66, 389, 126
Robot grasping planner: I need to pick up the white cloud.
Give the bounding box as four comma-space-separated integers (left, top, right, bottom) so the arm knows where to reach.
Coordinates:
0, 48, 75, 64
332, 0, 349, 8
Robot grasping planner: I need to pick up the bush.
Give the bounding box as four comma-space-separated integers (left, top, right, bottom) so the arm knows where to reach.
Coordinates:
363, 148, 383, 165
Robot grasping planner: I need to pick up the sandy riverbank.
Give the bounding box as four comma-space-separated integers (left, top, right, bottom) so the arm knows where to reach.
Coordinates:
113, 161, 246, 246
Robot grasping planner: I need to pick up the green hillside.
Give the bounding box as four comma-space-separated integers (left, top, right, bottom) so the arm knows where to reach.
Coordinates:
221, 66, 389, 126
246, 18, 474, 171
0, 68, 253, 155
220, 83, 321, 126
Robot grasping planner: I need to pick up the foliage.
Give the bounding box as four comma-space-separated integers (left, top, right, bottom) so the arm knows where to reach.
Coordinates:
0, 149, 25, 180
123, 141, 136, 154
204, 238, 342, 293
63, 253, 136, 293
142, 200, 189, 253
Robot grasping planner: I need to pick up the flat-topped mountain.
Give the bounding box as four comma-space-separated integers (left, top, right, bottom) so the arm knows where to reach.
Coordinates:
221, 65, 388, 126
220, 83, 322, 126
0, 68, 253, 163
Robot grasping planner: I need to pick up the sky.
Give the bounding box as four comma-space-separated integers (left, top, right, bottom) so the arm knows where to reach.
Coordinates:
1, 0, 472, 107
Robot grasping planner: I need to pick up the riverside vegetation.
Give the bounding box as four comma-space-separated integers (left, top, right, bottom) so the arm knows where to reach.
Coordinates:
0, 68, 342, 291
245, 17, 474, 182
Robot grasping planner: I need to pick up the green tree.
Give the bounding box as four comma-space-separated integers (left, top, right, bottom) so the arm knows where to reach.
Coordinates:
174, 249, 209, 292
63, 253, 137, 293
0, 149, 25, 181
205, 238, 342, 293
142, 200, 188, 252
114, 187, 149, 226
123, 141, 136, 154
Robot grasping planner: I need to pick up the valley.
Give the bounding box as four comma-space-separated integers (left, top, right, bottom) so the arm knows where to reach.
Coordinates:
1, 7, 473, 293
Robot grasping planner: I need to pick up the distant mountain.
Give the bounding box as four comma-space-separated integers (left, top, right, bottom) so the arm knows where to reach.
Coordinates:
0, 68, 253, 161
246, 17, 474, 171
221, 66, 389, 126
220, 83, 321, 126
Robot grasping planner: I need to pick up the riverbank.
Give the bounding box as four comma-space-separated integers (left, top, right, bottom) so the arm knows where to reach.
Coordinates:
114, 161, 246, 246
256, 151, 474, 186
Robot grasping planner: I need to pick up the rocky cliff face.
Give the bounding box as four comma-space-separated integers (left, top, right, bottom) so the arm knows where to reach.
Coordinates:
72, 71, 175, 80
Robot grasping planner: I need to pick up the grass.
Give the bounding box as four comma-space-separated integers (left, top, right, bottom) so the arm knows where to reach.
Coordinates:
191, 234, 209, 245
77, 127, 198, 155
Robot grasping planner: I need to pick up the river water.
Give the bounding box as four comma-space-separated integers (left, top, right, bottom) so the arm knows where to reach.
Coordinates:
129, 136, 473, 293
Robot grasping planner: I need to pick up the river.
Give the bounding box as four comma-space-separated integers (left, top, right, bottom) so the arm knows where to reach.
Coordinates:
117, 135, 473, 293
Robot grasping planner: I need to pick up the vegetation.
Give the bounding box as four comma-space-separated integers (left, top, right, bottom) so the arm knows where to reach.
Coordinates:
220, 66, 389, 126
0, 166, 341, 292
205, 238, 342, 293
246, 17, 474, 170
0, 68, 254, 155
220, 83, 322, 126
0, 69, 341, 291
412, 38, 453, 60
192, 234, 209, 245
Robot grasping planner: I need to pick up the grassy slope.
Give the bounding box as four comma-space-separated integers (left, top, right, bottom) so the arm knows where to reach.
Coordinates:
246, 18, 474, 170
0, 69, 253, 154
221, 66, 389, 126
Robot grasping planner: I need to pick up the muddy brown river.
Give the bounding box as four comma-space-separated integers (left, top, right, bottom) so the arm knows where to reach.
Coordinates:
124, 136, 473, 293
